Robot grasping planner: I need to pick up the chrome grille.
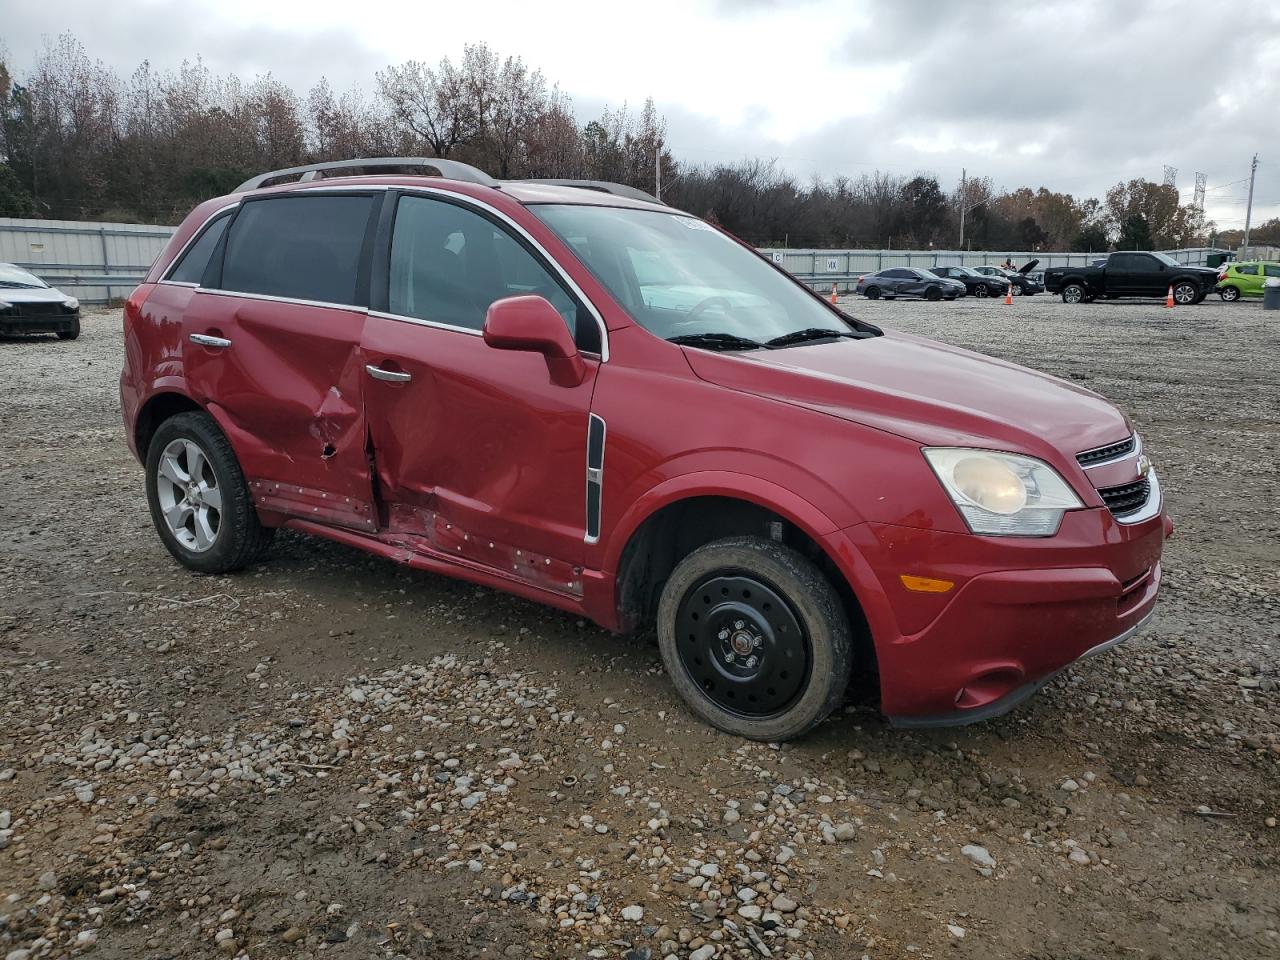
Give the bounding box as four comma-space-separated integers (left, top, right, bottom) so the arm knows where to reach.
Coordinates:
1098, 478, 1151, 518
1076, 436, 1136, 467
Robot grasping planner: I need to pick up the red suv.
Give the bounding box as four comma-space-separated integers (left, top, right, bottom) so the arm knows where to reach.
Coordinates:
120, 158, 1170, 741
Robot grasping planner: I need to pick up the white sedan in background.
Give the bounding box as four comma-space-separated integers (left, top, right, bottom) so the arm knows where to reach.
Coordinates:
0, 263, 81, 340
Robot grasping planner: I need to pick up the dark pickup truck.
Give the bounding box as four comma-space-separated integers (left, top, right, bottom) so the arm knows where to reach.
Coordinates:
1043, 251, 1219, 305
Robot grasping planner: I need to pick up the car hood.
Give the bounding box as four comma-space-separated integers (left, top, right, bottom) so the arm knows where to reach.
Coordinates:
0, 285, 69, 304
683, 330, 1129, 456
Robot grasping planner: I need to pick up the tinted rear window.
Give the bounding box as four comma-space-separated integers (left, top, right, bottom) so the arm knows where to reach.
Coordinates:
168, 213, 230, 284
220, 195, 375, 305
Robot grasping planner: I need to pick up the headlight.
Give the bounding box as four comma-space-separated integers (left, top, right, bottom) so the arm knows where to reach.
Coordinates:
923, 448, 1084, 536
63, 297, 79, 310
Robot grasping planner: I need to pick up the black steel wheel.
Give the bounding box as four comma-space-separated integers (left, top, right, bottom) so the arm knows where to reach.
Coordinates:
924, 286, 942, 301
864, 286, 881, 300
657, 536, 852, 741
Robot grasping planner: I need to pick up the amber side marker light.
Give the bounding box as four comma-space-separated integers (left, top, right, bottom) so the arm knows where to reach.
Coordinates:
899, 574, 955, 594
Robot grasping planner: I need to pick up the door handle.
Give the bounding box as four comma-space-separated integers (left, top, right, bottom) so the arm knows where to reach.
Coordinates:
366, 364, 412, 383
189, 333, 232, 349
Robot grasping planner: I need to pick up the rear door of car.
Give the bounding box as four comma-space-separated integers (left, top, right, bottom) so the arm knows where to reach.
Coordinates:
1236, 263, 1261, 295
181, 191, 381, 531
359, 189, 602, 585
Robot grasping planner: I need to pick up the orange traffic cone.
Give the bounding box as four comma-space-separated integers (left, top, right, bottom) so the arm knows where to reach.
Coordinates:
1165, 285, 1175, 308
830, 283, 838, 305
1003, 284, 1013, 305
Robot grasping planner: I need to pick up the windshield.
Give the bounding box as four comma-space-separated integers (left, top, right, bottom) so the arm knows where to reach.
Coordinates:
0, 264, 48, 289
531, 205, 860, 345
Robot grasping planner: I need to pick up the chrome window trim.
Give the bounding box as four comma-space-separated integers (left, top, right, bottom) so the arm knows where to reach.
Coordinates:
1111, 469, 1162, 526
368, 309, 482, 337
157, 280, 200, 289
1079, 433, 1142, 470
160, 201, 240, 282
193, 287, 368, 313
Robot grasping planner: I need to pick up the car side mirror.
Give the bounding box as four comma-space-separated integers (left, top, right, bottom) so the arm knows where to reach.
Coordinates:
483, 295, 587, 388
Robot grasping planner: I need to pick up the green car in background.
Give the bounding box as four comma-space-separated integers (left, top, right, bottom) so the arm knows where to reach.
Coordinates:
1216, 260, 1280, 301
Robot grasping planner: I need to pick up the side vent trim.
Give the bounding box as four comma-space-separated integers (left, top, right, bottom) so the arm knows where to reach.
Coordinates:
585, 414, 606, 543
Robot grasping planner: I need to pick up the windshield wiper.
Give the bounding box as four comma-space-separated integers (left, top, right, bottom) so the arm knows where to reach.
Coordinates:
0, 281, 42, 289
765, 327, 865, 348
667, 332, 766, 352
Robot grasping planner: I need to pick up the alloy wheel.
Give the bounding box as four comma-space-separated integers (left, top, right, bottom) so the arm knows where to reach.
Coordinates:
155, 438, 222, 552
675, 573, 811, 718
1174, 283, 1197, 304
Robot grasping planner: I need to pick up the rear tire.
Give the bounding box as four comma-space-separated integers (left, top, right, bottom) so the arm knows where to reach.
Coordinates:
1062, 283, 1086, 304
864, 286, 881, 300
656, 536, 853, 742
145, 411, 274, 574
1219, 285, 1241, 302
56, 319, 80, 341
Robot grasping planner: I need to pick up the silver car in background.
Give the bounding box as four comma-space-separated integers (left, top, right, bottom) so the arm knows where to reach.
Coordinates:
0, 263, 82, 340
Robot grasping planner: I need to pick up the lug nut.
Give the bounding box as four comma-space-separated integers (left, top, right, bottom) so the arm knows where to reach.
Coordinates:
752, 636, 762, 648
724, 652, 735, 664
734, 620, 745, 630
718, 629, 730, 641
745, 655, 758, 668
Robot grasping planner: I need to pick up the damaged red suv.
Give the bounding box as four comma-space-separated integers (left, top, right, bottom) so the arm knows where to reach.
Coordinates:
120, 158, 1169, 741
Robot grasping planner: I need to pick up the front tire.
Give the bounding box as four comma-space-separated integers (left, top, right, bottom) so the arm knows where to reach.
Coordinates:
1219, 285, 1241, 302
656, 536, 853, 742
145, 411, 274, 574
1062, 283, 1086, 304
56, 319, 81, 340
973, 283, 990, 298
1173, 281, 1197, 305
925, 286, 942, 301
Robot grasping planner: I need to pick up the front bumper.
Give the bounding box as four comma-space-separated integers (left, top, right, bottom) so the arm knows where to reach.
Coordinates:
0, 310, 79, 334
823, 504, 1168, 725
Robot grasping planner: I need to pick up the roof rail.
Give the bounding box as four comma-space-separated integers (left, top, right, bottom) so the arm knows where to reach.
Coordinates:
521, 179, 664, 205
234, 157, 498, 193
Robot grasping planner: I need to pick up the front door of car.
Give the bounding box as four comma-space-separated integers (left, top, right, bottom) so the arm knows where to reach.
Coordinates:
360, 191, 601, 588
1118, 253, 1166, 296
182, 193, 380, 531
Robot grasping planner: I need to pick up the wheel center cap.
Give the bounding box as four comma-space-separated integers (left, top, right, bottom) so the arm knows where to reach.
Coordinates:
730, 630, 755, 657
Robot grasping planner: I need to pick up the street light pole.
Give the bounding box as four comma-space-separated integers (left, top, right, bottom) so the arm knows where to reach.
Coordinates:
1241, 154, 1259, 253
958, 168, 966, 248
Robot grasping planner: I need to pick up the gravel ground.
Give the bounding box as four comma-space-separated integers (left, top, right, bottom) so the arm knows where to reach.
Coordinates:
0, 294, 1277, 960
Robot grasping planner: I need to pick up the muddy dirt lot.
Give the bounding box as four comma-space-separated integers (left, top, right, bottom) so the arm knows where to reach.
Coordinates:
1, 295, 1277, 960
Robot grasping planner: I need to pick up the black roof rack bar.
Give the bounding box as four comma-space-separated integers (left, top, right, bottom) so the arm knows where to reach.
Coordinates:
235, 157, 498, 193
521, 179, 664, 205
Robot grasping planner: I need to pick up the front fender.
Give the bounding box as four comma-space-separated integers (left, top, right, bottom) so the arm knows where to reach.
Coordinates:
600, 468, 849, 578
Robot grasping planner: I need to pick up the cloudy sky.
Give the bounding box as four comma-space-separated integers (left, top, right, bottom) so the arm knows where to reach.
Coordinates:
5, 0, 1278, 229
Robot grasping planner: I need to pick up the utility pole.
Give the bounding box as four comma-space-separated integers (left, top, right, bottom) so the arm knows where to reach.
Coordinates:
958, 168, 966, 249
655, 145, 662, 202
1241, 153, 1259, 253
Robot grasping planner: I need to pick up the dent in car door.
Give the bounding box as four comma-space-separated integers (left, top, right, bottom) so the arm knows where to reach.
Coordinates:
183, 193, 380, 530
361, 192, 600, 594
